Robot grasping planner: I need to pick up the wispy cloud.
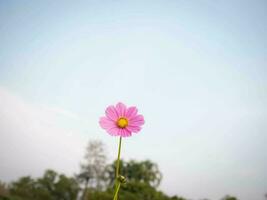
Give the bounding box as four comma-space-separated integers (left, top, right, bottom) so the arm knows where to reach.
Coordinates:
0, 86, 88, 181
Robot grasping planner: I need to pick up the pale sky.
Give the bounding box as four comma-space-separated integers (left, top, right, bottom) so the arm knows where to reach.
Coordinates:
0, 1, 267, 200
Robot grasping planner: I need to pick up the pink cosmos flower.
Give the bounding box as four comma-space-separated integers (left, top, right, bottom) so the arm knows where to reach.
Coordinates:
99, 102, 145, 137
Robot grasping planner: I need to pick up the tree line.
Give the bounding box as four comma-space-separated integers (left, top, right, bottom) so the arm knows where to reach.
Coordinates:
0, 140, 241, 200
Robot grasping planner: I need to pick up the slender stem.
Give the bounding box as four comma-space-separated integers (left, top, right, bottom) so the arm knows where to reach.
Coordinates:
113, 182, 121, 200
116, 137, 122, 179
113, 137, 122, 200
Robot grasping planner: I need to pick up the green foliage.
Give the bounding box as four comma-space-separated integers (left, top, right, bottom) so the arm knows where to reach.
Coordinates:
169, 195, 187, 200
221, 195, 238, 200
0, 137, 245, 200
9, 176, 36, 199
83, 184, 168, 200
0, 157, 241, 200
106, 159, 162, 187
8, 170, 79, 200
120, 181, 169, 200
1, 159, 188, 200
98, 159, 182, 200
86, 189, 113, 200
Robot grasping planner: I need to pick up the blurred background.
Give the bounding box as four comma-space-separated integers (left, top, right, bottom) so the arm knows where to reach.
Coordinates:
0, 1, 266, 200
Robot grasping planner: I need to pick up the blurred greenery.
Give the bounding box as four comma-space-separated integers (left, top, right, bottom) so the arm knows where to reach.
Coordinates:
105, 159, 162, 187
221, 195, 238, 200
0, 140, 240, 200
1, 170, 79, 200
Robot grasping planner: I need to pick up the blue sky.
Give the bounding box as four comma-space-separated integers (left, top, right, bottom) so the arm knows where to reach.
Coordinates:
0, 1, 266, 199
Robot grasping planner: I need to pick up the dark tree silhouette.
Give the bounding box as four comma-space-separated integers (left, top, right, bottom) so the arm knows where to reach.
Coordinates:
9, 170, 79, 200
221, 195, 238, 200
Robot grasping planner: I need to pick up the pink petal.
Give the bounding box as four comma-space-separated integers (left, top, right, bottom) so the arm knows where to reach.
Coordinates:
107, 127, 121, 136
119, 128, 132, 137
105, 105, 118, 121
116, 102, 127, 117
128, 115, 145, 126
126, 125, 141, 133
99, 117, 116, 130
125, 106, 138, 119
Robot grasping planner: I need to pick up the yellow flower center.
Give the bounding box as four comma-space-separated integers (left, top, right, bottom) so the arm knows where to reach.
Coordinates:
117, 117, 128, 128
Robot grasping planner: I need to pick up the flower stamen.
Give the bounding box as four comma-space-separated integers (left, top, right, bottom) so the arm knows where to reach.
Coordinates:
117, 117, 128, 128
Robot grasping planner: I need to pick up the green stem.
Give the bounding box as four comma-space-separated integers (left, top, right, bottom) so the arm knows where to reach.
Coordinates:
116, 137, 122, 179
113, 182, 121, 200
113, 137, 122, 200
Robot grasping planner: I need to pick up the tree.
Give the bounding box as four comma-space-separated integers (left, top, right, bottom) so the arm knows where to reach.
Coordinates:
120, 181, 169, 200
221, 195, 238, 200
9, 176, 36, 199
106, 159, 162, 187
53, 174, 80, 200
0, 181, 9, 198
77, 140, 107, 199
9, 170, 79, 200
170, 196, 187, 200
104, 159, 164, 200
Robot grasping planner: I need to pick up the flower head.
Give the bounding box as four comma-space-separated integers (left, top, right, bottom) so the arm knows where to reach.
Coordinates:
99, 102, 145, 137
